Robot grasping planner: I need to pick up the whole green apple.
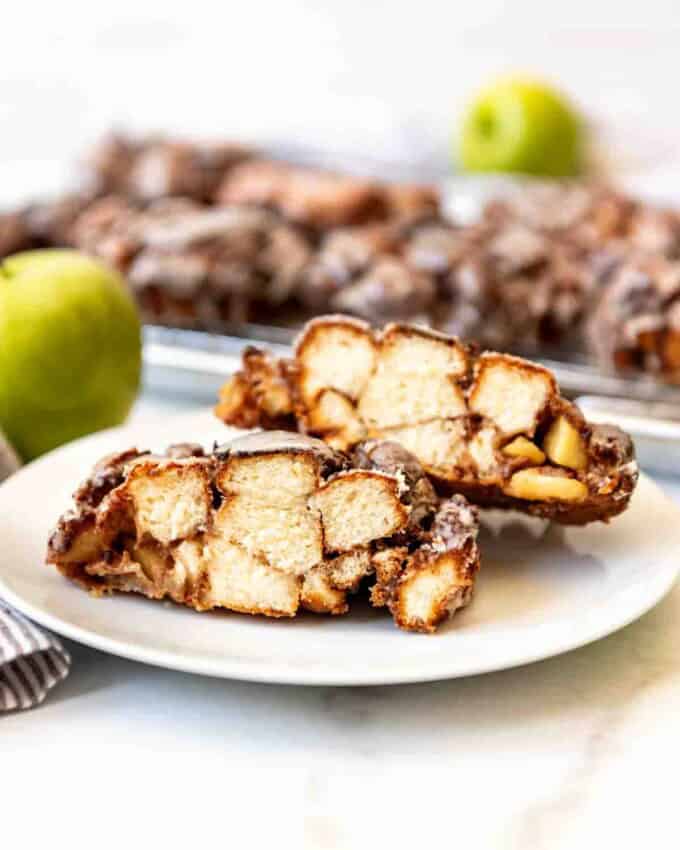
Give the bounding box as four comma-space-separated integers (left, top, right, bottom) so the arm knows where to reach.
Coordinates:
0, 249, 142, 460
459, 77, 584, 177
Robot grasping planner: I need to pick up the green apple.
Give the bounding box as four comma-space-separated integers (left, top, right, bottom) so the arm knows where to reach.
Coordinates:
0, 249, 141, 460
459, 77, 584, 177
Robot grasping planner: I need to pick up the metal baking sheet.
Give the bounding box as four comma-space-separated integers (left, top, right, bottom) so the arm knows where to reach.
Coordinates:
142, 325, 290, 400
143, 324, 680, 404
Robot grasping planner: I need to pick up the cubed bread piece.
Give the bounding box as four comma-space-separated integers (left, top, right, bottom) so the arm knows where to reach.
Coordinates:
468, 423, 502, 479
312, 471, 407, 552
377, 324, 468, 376
214, 433, 328, 575
214, 498, 323, 576
350, 439, 438, 527
308, 389, 358, 432
358, 370, 467, 430
371, 496, 480, 633
380, 419, 469, 473
389, 551, 475, 634
357, 324, 468, 429
214, 375, 253, 428
201, 538, 301, 617
468, 354, 555, 438
47, 511, 102, 568
295, 316, 377, 404
123, 460, 212, 546
300, 565, 349, 615
216, 449, 320, 506
370, 548, 409, 608
214, 348, 295, 430
306, 389, 368, 449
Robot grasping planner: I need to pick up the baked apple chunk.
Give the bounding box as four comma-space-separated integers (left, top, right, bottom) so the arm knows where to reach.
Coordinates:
216, 316, 638, 524
47, 434, 480, 633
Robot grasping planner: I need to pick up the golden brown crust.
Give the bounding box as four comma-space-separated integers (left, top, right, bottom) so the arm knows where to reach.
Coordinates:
370, 547, 409, 609
388, 552, 475, 634
215, 316, 638, 525
300, 565, 349, 615
214, 347, 296, 430
379, 320, 471, 366
370, 496, 480, 633
294, 315, 377, 405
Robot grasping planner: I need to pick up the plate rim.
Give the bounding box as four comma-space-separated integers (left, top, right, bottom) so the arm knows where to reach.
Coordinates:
1, 410, 678, 686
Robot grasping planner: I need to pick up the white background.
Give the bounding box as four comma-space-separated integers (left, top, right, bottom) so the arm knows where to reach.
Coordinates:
3, 0, 680, 200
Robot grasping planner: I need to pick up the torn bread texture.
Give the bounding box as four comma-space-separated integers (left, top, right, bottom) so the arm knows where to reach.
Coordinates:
215, 316, 638, 525
47, 434, 480, 633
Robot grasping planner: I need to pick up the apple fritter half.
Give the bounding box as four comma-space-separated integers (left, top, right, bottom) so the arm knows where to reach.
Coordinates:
215, 316, 638, 525
47, 434, 480, 633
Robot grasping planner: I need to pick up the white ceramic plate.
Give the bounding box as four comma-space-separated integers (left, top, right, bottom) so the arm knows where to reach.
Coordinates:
1, 409, 678, 686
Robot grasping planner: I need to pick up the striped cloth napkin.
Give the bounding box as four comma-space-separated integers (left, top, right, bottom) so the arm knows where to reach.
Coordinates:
0, 601, 71, 711
1, 427, 72, 711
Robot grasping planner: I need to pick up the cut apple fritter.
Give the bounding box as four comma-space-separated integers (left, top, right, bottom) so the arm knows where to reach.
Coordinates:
216, 316, 639, 524
47, 433, 480, 633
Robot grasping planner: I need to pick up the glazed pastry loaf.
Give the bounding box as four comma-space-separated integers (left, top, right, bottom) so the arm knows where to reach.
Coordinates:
47, 433, 480, 633
216, 316, 638, 525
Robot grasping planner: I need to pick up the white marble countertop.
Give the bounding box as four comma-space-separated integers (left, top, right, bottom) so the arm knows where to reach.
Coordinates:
3, 393, 679, 850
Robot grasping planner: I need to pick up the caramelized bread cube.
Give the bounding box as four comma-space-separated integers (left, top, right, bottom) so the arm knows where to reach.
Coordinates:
296, 316, 377, 405
312, 470, 407, 553
371, 496, 479, 633
468, 354, 555, 438
306, 389, 368, 450
214, 498, 323, 576
390, 550, 475, 634
124, 459, 212, 545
